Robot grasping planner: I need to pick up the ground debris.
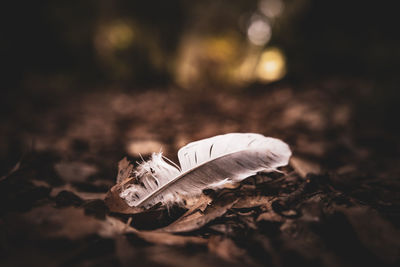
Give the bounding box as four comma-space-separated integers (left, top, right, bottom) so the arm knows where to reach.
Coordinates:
2, 86, 400, 267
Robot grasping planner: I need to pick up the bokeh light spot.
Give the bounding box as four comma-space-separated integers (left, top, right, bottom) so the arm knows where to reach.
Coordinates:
96, 21, 134, 53
247, 17, 271, 46
106, 22, 134, 50
256, 47, 286, 82
259, 0, 284, 18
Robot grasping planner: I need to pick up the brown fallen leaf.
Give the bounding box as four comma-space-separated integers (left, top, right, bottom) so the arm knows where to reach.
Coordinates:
208, 223, 236, 235
178, 194, 212, 217
22, 205, 106, 240
336, 205, 400, 264
232, 195, 274, 209
290, 156, 321, 178
51, 184, 106, 201
2, 161, 21, 180
104, 181, 145, 214
54, 161, 98, 182
138, 230, 207, 246
105, 158, 151, 214
208, 236, 253, 264
116, 157, 134, 184
114, 235, 138, 267
141, 245, 227, 267
21, 204, 206, 246
256, 211, 285, 222
160, 193, 238, 233
103, 216, 207, 246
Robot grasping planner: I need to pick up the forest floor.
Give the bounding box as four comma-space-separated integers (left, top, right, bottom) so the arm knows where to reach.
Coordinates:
1, 79, 399, 267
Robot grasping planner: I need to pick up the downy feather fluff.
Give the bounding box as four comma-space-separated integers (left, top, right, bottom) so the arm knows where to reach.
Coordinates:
119, 133, 291, 208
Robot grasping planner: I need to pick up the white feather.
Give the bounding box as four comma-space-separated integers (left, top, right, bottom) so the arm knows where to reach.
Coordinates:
119, 133, 291, 208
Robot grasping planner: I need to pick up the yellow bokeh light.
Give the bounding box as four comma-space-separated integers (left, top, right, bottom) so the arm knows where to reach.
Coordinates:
204, 37, 237, 62
106, 22, 134, 50
256, 47, 286, 82
174, 35, 240, 88
96, 21, 135, 54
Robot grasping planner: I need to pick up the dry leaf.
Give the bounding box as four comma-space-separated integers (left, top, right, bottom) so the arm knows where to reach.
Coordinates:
257, 211, 284, 222
22, 205, 105, 239
104, 182, 145, 214
337, 206, 400, 263
22, 204, 206, 246
161, 194, 238, 233
54, 161, 98, 182
116, 157, 134, 184
105, 158, 147, 214
290, 156, 321, 178
208, 236, 248, 263
51, 184, 106, 201
104, 217, 207, 246
232, 195, 274, 209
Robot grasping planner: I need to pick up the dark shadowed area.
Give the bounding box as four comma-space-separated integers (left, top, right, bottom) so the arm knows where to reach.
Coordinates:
1, 1, 399, 266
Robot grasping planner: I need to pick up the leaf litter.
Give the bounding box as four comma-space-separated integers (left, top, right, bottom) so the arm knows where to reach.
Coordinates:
2, 87, 400, 267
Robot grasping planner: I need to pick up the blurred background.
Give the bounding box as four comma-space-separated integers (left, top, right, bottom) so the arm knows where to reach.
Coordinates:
1, 0, 399, 177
